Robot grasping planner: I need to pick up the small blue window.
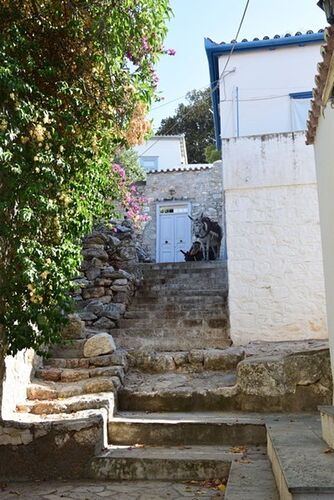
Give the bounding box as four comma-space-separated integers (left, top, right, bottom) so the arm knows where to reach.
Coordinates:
140, 156, 159, 171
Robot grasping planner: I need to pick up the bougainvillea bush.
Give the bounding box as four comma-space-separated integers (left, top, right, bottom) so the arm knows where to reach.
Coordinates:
0, 0, 171, 356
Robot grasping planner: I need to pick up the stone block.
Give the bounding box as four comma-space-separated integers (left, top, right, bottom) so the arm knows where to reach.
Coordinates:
61, 314, 86, 340
93, 317, 117, 330
102, 303, 126, 320
82, 287, 105, 300
83, 333, 116, 358
82, 246, 109, 261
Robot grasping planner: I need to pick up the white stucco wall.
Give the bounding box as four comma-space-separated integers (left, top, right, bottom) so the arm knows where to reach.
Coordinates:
2, 349, 42, 419
224, 132, 327, 344
314, 105, 334, 389
219, 42, 322, 138
135, 136, 186, 170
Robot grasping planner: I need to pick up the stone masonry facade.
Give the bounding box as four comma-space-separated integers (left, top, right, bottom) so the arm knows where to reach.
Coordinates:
136, 161, 224, 261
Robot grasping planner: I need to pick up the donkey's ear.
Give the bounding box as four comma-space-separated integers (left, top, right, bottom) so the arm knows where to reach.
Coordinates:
200, 212, 204, 219
188, 215, 194, 221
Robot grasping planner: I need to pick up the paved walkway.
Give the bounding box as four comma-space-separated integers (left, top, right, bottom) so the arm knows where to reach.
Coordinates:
0, 481, 225, 499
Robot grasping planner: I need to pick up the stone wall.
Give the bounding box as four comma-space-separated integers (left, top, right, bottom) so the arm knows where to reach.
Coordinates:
223, 132, 327, 344
73, 220, 141, 334
137, 161, 224, 261
1, 220, 141, 418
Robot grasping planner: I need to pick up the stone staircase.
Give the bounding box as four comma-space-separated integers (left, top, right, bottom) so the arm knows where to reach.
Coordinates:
10, 261, 334, 498
112, 261, 230, 351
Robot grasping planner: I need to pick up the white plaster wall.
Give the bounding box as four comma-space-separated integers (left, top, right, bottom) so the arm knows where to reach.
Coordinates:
2, 350, 41, 419
314, 105, 334, 391
219, 42, 322, 138
135, 136, 185, 170
224, 132, 327, 344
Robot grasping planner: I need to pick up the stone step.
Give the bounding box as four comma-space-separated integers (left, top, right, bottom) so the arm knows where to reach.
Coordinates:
140, 261, 226, 271
225, 448, 279, 500
90, 444, 234, 481
124, 305, 227, 325
134, 288, 227, 299
118, 315, 228, 330
46, 351, 128, 370
118, 370, 238, 412
141, 271, 227, 283
127, 347, 245, 373
17, 392, 116, 415
48, 339, 86, 359
108, 412, 266, 446
35, 365, 125, 383
112, 330, 231, 351
139, 282, 227, 293
133, 294, 227, 304
267, 416, 334, 499
27, 377, 119, 401
125, 297, 226, 317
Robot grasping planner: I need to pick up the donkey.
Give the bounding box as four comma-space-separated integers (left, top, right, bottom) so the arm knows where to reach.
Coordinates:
189, 213, 222, 261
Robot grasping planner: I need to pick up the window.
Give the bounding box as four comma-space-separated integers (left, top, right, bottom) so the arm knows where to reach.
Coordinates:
289, 91, 313, 132
140, 156, 159, 171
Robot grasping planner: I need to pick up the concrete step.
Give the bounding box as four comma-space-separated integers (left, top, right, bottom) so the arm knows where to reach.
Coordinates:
35, 365, 125, 383
27, 377, 119, 401
108, 412, 266, 446
319, 405, 334, 448
17, 392, 116, 415
127, 347, 245, 373
118, 370, 238, 412
267, 416, 334, 499
225, 448, 278, 500
90, 444, 234, 481
112, 330, 231, 351
118, 315, 228, 330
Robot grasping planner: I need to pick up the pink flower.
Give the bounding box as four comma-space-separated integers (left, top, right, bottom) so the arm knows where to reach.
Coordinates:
112, 163, 126, 180
166, 48, 176, 56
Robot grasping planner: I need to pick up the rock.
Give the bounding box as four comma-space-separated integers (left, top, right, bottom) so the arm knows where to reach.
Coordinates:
78, 311, 98, 321
108, 236, 121, 246
83, 333, 116, 357
203, 347, 245, 371
102, 268, 133, 280
82, 246, 109, 261
93, 317, 117, 330
100, 266, 115, 278
83, 232, 109, 246
102, 303, 126, 320
61, 314, 86, 340
86, 266, 101, 281
82, 287, 105, 299
111, 285, 129, 292
173, 352, 189, 367
113, 278, 128, 286
84, 300, 105, 316
189, 350, 204, 365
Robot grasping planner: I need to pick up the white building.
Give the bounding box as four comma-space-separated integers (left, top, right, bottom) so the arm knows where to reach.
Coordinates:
134, 135, 188, 172
206, 30, 328, 344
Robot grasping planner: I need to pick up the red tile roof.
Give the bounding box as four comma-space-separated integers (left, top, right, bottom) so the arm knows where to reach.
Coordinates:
306, 26, 334, 144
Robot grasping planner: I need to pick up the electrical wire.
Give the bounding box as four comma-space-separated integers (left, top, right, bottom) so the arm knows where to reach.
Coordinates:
139, 0, 251, 158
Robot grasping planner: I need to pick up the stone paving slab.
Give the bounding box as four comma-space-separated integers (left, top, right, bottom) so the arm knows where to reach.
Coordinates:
0, 481, 226, 499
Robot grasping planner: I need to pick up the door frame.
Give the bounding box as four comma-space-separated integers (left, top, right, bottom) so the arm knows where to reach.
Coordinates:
156, 201, 192, 263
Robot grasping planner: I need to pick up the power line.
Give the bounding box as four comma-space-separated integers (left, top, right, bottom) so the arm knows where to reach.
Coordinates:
139, 0, 251, 158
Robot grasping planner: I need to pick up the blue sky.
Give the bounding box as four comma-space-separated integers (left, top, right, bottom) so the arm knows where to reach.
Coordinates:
150, 0, 326, 129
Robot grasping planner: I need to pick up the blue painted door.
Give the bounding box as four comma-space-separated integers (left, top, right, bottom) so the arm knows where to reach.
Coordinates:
158, 206, 191, 263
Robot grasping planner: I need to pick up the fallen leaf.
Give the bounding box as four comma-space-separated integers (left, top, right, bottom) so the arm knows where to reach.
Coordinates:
217, 484, 226, 492
230, 445, 248, 454
238, 458, 251, 464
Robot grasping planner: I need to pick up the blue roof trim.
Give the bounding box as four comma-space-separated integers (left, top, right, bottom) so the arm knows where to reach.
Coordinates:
205, 32, 324, 149
289, 91, 313, 99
